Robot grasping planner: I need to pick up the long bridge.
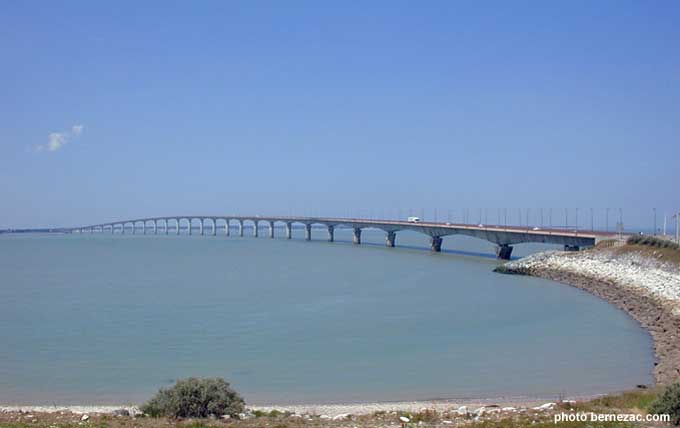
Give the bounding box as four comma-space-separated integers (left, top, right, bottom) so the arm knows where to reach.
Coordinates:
69, 216, 618, 259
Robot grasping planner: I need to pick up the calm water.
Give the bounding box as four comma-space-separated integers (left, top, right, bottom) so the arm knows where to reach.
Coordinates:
0, 229, 654, 405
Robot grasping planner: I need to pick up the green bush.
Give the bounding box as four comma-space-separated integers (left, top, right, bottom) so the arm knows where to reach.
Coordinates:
648, 383, 680, 425
141, 377, 245, 418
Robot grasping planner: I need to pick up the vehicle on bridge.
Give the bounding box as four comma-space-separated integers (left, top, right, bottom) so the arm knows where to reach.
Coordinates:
407, 216, 421, 223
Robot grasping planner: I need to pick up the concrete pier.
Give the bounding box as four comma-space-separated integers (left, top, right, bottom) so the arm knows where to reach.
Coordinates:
225, 220, 230, 236
385, 231, 396, 247
430, 236, 443, 252
176, 219, 180, 235
212, 219, 217, 236
353, 228, 362, 244
269, 221, 275, 238
496, 244, 513, 260
253, 222, 259, 237
286, 223, 292, 239
238, 221, 244, 237
327, 225, 334, 242
304, 224, 312, 241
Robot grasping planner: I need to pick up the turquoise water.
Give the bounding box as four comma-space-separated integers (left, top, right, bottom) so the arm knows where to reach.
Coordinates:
0, 229, 654, 405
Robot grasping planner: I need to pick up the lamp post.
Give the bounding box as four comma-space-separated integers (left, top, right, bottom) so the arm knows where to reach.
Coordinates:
653, 208, 657, 236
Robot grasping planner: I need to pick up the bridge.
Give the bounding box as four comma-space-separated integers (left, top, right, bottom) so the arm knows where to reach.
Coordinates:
69, 216, 618, 259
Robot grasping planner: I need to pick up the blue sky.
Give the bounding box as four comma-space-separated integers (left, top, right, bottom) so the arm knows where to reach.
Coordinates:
2, 1, 679, 229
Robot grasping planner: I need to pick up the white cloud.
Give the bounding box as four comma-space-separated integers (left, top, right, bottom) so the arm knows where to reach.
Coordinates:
36, 124, 84, 153
47, 132, 67, 151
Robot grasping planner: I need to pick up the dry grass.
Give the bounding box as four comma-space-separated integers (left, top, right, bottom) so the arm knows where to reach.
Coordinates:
610, 243, 680, 267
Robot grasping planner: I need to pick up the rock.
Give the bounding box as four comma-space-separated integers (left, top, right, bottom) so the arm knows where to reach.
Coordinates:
474, 406, 486, 416
443, 420, 453, 424
399, 416, 410, 423
533, 402, 556, 411
333, 413, 350, 420
221, 415, 231, 420
112, 409, 129, 417
80, 415, 89, 421
456, 405, 468, 416
502, 407, 516, 412
320, 414, 331, 419
129, 408, 143, 417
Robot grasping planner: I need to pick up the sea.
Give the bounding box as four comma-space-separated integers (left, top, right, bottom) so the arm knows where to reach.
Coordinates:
0, 227, 654, 405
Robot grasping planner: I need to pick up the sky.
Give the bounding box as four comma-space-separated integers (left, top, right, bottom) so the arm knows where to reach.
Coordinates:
1, 1, 679, 230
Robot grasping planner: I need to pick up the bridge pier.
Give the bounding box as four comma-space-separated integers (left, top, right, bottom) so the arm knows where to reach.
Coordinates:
238, 221, 244, 237
176, 219, 180, 235
304, 224, 312, 241
200, 219, 205, 236
212, 219, 217, 236
153, 220, 158, 234
268, 221, 274, 238
385, 231, 396, 247
327, 225, 334, 242
352, 228, 362, 245
142, 222, 146, 234
430, 236, 443, 252
253, 222, 259, 237
285, 223, 292, 239
564, 245, 580, 252
496, 244, 513, 260
225, 220, 230, 236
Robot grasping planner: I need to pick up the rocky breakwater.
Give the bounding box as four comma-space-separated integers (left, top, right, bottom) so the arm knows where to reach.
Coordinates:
495, 246, 680, 384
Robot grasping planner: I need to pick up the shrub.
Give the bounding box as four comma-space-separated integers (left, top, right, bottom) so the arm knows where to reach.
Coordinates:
141, 377, 245, 418
648, 383, 680, 425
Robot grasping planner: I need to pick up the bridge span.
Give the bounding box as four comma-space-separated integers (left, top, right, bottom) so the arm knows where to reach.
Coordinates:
70, 216, 618, 259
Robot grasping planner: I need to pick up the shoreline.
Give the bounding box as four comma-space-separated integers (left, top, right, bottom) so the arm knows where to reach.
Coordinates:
495, 245, 680, 385
0, 395, 591, 417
